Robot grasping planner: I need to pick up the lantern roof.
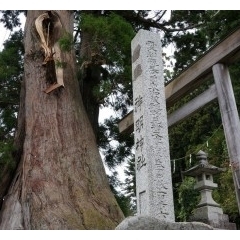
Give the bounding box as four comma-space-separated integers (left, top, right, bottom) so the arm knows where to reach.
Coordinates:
182, 150, 225, 177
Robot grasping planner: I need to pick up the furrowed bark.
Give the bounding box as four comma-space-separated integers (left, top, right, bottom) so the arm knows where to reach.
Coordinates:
0, 10, 124, 230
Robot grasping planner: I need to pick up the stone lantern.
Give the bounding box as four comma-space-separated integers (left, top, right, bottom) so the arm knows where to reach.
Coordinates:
182, 150, 236, 229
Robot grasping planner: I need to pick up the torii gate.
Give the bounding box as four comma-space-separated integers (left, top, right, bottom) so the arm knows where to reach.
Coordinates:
118, 27, 240, 213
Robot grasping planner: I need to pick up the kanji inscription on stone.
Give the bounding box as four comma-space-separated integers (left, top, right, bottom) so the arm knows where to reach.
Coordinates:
131, 29, 175, 222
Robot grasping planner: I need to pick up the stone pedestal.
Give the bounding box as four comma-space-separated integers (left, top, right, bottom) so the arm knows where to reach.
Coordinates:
115, 215, 213, 230
189, 206, 236, 229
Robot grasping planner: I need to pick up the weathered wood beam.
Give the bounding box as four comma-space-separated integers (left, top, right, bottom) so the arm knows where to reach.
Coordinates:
118, 110, 134, 135
167, 84, 217, 128
118, 84, 217, 134
165, 27, 240, 108
213, 63, 240, 213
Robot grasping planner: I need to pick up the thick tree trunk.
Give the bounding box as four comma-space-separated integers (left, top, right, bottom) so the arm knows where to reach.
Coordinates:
0, 10, 124, 230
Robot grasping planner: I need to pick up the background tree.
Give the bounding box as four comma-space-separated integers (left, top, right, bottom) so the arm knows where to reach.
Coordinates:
0, 29, 24, 209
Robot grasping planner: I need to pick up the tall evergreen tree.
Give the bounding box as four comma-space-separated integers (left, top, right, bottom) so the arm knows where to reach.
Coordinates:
0, 29, 24, 209
0, 10, 124, 230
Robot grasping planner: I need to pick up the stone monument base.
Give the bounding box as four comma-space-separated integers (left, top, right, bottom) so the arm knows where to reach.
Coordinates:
115, 215, 213, 230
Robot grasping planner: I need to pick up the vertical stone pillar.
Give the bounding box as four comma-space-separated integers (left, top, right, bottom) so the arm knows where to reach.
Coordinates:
131, 29, 175, 222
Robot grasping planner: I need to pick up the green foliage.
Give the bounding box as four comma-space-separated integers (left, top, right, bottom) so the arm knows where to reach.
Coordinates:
58, 32, 73, 52
200, 11, 240, 47
176, 177, 200, 222
0, 140, 16, 175
123, 156, 136, 213
202, 128, 239, 221
0, 30, 24, 138
80, 12, 135, 116
165, 11, 240, 75
92, 77, 112, 103
81, 12, 134, 65
107, 171, 135, 216
214, 169, 238, 216
55, 60, 67, 68
0, 11, 25, 30
98, 116, 134, 169
0, 26, 24, 185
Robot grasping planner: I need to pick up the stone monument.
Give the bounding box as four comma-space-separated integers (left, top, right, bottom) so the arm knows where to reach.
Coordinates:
116, 30, 213, 230
131, 29, 174, 221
